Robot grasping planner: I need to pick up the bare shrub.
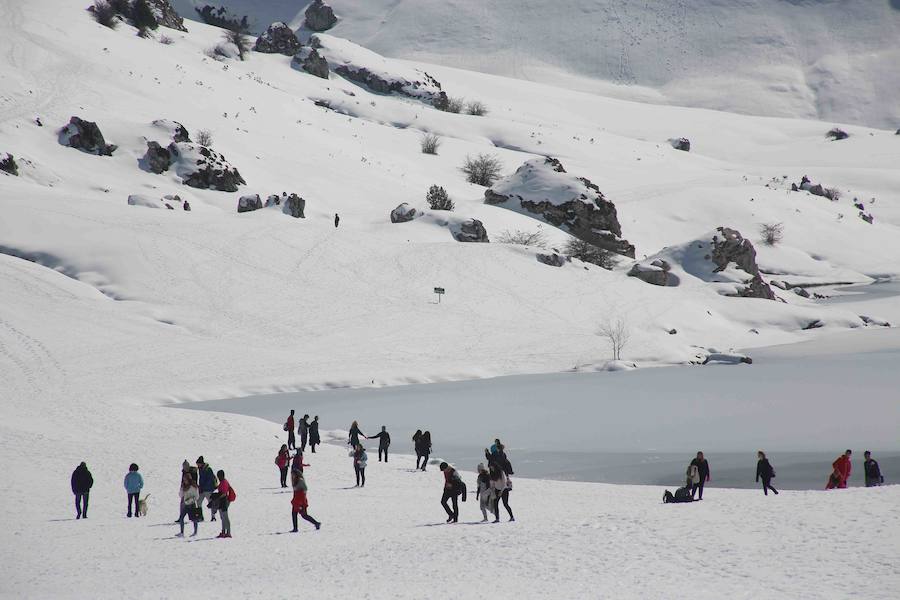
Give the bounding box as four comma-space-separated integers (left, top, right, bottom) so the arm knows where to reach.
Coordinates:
563, 238, 618, 270
420, 132, 441, 155
223, 25, 251, 61
823, 187, 842, 201
466, 100, 488, 116
461, 154, 503, 186
444, 97, 465, 114
91, 0, 118, 29
195, 129, 214, 147
426, 185, 454, 211
159, 34, 174, 45
598, 317, 630, 361
497, 229, 547, 248
759, 222, 784, 246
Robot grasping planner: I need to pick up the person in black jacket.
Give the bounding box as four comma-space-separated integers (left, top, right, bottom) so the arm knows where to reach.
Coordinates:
419, 431, 432, 471
689, 451, 710, 500
348, 420, 366, 447
308, 416, 321, 453
71, 462, 94, 519
863, 451, 884, 487
298, 414, 310, 453
413, 430, 424, 469
370, 426, 391, 462
756, 451, 779, 496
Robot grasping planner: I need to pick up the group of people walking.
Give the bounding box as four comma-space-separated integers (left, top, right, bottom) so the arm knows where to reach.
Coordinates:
412, 430, 432, 471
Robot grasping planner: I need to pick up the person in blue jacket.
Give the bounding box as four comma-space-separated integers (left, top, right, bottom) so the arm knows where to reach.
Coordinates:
197, 456, 218, 522
124, 463, 144, 518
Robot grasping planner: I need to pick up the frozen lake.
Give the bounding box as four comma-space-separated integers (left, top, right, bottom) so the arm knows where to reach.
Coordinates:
181, 330, 899, 490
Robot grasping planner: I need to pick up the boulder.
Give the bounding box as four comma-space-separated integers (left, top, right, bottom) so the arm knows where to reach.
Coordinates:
152, 119, 191, 143
168, 142, 245, 192
0, 152, 17, 176
59, 117, 117, 156
305, 0, 337, 32
825, 128, 849, 141
283, 193, 306, 218
142, 141, 172, 174
195, 5, 248, 31
390, 203, 417, 223
265, 194, 281, 207
709, 227, 775, 299
669, 137, 691, 151
147, 0, 187, 31
627, 259, 673, 286
485, 157, 634, 257
237, 194, 263, 213
453, 219, 489, 243
292, 47, 329, 79
254, 22, 301, 55
537, 252, 568, 267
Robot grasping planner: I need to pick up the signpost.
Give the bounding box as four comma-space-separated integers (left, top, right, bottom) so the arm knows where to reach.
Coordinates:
434, 287, 445, 303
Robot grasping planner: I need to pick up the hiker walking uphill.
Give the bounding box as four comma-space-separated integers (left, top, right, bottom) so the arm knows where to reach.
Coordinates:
756, 451, 779, 496
827, 450, 852, 489
688, 452, 710, 500
351, 443, 368, 487
71, 462, 93, 519
348, 420, 367, 448
124, 463, 144, 518
197, 457, 217, 522
370, 426, 391, 462
864, 451, 884, 487
176, 471, 200, 538
276, 445, 291, 488
290, 469, 321, 532
285, 410, 296, 451
298, 414, 310, 453
440, 462, 464, 523
309, 416, 320, 453
418, 431, 432, 471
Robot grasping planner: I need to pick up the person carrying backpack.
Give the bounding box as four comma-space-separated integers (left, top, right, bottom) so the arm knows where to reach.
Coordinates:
370, 426, 391, 462
285, 410, 296, 450
688, 452, 710, 500
197, 457, 217, 521
176, 472, 200, 537
124, 463, 144, 518
476, 463, 495, 522
276, 445, 291, 488
863, 451, 884, 487
298, 415, 310, 453
756, 451, 778, 496
440, 462, 463, 523
290, 469, 321, 532
309, 416, 320, 453
351, 444, 368, 487
71, 462, 93, 519
216, 470, 234, 538
419, 431, 432, 471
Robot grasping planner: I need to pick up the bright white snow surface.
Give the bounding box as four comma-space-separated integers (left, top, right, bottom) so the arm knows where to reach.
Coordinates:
1, 1, 900, 597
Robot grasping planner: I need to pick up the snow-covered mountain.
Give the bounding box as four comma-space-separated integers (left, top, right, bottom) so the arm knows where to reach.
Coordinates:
172, 0, 900, 127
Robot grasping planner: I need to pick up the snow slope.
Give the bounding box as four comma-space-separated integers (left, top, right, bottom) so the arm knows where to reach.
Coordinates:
173, 0, 900, 127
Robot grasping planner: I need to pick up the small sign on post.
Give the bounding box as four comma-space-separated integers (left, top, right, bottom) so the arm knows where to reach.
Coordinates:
434, 287, 445, 303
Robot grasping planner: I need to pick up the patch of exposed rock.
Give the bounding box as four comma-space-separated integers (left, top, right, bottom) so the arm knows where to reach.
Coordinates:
152, 119, 191, 143
237, 194, 263, 213
168, 142, 245, 192
254, 22, 301, 55
390, 203, 417, 223
142, 141, 172, 174
453, 219, 489, 243
627, 259, 673, 286
0, 153, 18, 176
59, 117, 116, 156
292, 47, 329, 79
669, 137, 691, 151
305, 0, 337, 32
147, 0, 187, 31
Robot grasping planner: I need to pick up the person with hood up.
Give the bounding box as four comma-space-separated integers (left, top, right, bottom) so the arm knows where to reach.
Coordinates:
197, 456, 217, 521
418, 431, 432, 471
290, 468, 321, 532
370, 426, 391, 462
348, 420, 367, 448
440, 462, 464, 523
276, 445, 291, 488
176, 472, 200, 537
124, 463, 144, 518
755, 451, 778, 496
863, 451, 884, 487
827, 450, 852, 489
298, 414, 310, 453
476, 463, 495, 522
351, 443, 368, 487
71, 462, 93, 519
308, 416, 321, 453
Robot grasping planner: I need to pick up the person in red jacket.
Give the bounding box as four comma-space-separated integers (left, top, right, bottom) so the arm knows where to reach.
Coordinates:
290, 469, 321, 532
275, 445, 291, 488
828, 450, 852, 489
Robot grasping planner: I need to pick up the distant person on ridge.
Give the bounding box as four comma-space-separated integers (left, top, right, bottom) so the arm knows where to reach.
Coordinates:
351, 443, 368, 487
370, 426, 391, 462
440, 462, 463, 523
285, 410, 296, 450
298, 414, 310, 453
688, 452, 710, 500
290, 469, 321, 532
755, 451, 778, 496
348, 420, 366, 447
419, 431, 432, 471
71, 462, 93, 519
334, 213, 340, 228
863, 451, 884, 487
124, 463, 144, 518
197, 457, 217, 521
827, 450, 852, 489
413, 430, 424, 469
308, 416, 321, 453
276, 445, 291, 488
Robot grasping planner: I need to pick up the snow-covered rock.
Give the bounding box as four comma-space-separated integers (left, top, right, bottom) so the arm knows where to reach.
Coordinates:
291, 47, 329, 79
484, 157, 634, 257
304, 0, 337, 32
310, 34, 448, 108
628, 259, 675, 286
151, 118, 190, 143
0, 152, 17, 176
127, 193, 188, 210
537, 252, 568, 267
390, 203, 417, 223
58, 117, 116, 156
254, 22, 301, 56
669, 137, 691, 151
168, 142, 245, 192
142, 141, 172, 174
452, 218, 489, 243
283, 193, 306, 218
826, 127, 849, 141
237, 194, 262, 213
702, 352, 753, 365
147, 0, 187, 31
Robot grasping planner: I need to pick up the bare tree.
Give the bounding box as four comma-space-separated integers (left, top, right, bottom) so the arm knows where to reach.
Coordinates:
598, 317, 630, 361
443, 97, 465, 114
564, 238, 617, 269
497, 229, 547, 248
466, 100, 488, 116
223, 24, 251, 61
195, 129, 213, 147
420, 132, 441, 155
823, 187, 842, 201
461, 154, 503, 186
758, 222, 784, 246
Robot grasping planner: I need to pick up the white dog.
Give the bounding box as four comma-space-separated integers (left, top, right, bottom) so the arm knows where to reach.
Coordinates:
138, 494, 150, 517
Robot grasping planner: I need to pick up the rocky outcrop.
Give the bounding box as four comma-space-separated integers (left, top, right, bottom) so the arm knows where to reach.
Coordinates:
305, 0, 337, 32
147, 0, 187, 31
59, 117, 116, 156
152, 119, 191, 143
283, 194, 306, 218
537, 252, 568, 267
627, 259, 673, 286
195, 5, 248, 31
142, 141, 172, 174
237, 194, 263, 213
292, 47, 329, 79
453, 219, 489, 243
390, 203, 417, 223
669, 137, 691, 151
0, 153, 17, 176
825, 128, 849, 141
254, 22, 301, 55
265, 194, 281, 207
168, 142, 245, 192
709, 227, 775, 299
789, 175, 840, 201
485, 157, 634, 257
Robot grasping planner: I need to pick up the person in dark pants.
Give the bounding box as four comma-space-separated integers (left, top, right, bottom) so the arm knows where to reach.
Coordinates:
440, 462, 462, 523
298, 414, 310, 453
863, 451, 884, 487
285, 410, 296, 450
276, 445, 291, 488
756, 451, 778, 496
370, 426, 391, 462
352, 444, 368, 487
124, 463, 144, 517
348, 420, 366, 447
689, 451, 710, 500
71, 462, 93, 519
334, 213, 340, 228
197, 457, 217, 521
419, 431, 432, 471
308, 416, 320, 453
413, 430, 423, 469
290, 469, 321, 531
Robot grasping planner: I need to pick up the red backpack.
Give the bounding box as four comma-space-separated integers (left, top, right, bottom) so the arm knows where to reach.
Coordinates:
227, 484, 236, 503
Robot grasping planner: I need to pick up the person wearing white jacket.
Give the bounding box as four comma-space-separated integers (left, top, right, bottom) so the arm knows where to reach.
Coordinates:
351, 444, 368, 487
176, 473, 200, 537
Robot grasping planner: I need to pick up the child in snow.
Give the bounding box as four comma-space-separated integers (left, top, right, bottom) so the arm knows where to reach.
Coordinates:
216, 470, 233, 538
351, 444, 368, 487
290, 469, 321, 532
276, 445, 291, 488
124, 463, 144, 518
176, 472, 200, 537
476, 463, 495, 522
